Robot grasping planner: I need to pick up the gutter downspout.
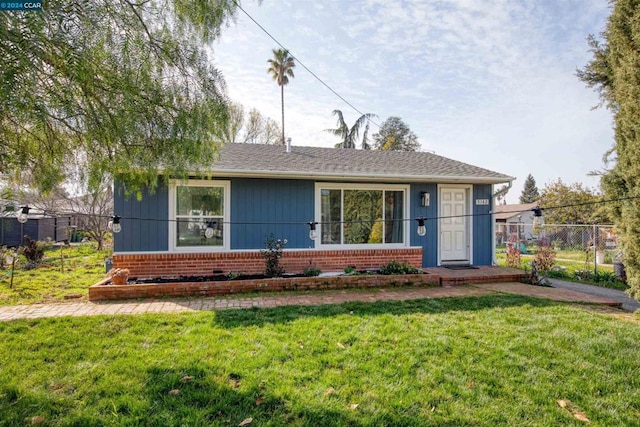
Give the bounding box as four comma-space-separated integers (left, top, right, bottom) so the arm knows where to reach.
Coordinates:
491, 180, 513, 265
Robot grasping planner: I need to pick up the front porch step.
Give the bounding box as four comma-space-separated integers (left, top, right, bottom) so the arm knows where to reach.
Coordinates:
424, 266, 527, 287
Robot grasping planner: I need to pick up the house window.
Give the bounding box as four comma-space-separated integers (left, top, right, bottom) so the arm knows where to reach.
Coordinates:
317, 184, 407, 246
170, 180, 230, 250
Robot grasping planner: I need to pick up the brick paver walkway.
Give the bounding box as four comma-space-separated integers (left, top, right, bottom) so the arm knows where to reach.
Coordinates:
0, 282, 623, 322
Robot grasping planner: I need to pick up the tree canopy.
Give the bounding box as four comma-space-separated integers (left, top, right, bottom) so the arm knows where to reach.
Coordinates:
372, 117, 420, 151
213, 102, 280, 145
325, 110, 377, 149
578, 0, 640, 297
519, 174, 540, 203
0, 0, 238, 193
538, 179, 608, 225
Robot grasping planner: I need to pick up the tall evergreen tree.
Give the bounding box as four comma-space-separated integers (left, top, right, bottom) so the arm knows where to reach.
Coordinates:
266, 49, 295, 146
578, 0, 640, 297
519, 174, 540, 203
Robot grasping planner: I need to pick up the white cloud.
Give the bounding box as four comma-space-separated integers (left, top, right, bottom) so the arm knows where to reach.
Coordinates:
212, 0, 612, 199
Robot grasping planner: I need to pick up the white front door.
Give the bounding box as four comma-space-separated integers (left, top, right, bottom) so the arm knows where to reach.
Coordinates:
440, 187, 470, 263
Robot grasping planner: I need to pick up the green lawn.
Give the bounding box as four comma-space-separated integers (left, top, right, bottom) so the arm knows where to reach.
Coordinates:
1, 295, 639, 425
0, 244, 110, 305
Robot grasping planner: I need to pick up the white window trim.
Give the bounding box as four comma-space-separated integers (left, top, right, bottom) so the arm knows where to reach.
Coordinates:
314, 182, 410, 249
168, 179, 231, 252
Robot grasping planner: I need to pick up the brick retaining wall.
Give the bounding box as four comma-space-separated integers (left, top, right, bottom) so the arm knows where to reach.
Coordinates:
89, 273, 441, 301
112, 248, 423, 278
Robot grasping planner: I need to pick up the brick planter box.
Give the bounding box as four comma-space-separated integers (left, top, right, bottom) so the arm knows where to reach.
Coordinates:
88, 273, 441, 301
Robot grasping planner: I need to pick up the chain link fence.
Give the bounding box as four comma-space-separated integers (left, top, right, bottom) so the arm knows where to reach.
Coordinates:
495, 222, 623, 277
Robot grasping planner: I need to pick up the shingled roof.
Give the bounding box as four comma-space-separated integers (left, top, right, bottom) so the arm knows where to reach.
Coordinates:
210, 143, 514, 184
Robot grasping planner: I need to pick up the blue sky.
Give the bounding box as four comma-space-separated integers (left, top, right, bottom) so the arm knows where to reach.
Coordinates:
212, 0, 613, 202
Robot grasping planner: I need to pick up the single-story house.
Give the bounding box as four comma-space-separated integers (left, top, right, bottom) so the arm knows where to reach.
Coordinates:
112, 143, 514, 277
494, 202, 539, 245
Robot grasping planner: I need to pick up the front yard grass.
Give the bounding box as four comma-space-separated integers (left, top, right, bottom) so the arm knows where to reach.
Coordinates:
0, 244, 110, 305
1, 295, 639, 425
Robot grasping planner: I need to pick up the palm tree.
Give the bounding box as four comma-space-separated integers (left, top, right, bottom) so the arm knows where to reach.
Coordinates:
325, 110, 378, 149
267, 48, 296, 145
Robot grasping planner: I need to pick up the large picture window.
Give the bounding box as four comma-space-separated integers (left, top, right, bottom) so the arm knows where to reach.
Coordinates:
318, 185, 406, 246
170, 180, 230, 250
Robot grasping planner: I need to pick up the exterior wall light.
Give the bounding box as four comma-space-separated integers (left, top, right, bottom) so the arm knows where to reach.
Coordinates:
17, 206, 30, 224
415, 217, 426, 236
109, 215, 122, 233
421, 191, 430, 207
308, 221, 318, 240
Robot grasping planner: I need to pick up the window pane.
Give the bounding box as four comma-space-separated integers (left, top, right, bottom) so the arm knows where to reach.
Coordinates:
385, 191, 404, 243
176, 218, 224, 247
343, 190, 382, 244
321, 189, 341, 244
176, 186, 224, 216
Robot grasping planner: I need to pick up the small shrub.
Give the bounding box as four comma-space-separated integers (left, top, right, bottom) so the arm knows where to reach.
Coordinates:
303, 267, 322, 277
343, 266, 357, 275
19, 236, 46, 269
534, 244, 556, 273
261, 234, 287, 278
506, 243, 521, 269
227, 272, 244, 280
0, 246, 9, 269
378, 260, 420, 275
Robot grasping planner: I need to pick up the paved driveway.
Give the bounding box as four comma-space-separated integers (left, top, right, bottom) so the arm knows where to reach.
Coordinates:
549, 278, 640, 312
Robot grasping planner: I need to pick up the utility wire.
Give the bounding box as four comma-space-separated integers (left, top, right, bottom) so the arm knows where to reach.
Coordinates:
232, 0, 382, 129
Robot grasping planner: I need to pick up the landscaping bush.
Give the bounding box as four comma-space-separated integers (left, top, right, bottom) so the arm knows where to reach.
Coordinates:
261, 235, 287, 277
378, 260, 420, 275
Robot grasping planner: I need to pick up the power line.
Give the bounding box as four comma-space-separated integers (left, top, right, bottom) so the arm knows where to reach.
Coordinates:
232, 0, 382, 129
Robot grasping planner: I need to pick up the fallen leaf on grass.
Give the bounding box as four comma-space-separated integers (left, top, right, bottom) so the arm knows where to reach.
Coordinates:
255, 397, 265, 406
557, 399, 590, 423
349, 403, 359, 410
238, 417, 253, 426
336, 342, 345, 349
31, 416, 45, 424
168, 389, 180, 395
467, 380, 474, 388
181, 375, 194, 383
324, 387, 336, 396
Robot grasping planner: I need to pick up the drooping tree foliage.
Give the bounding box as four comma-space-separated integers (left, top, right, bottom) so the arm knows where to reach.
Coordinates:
0, 1, 238, 194
578, 0, 640, 297
372, 116, 420, 151
325, 110, 377, 149
519, 173, 540, 203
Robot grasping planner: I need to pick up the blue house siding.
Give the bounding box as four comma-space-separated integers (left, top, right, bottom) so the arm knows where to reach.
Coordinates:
230, 178, 314, 250
472, 184, 493, 265
409, 183, 438, 267
113, 176, 495, 268
114, 182, 169, 252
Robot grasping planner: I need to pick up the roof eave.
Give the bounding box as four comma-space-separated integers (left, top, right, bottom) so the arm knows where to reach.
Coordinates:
206, 169, 515, 185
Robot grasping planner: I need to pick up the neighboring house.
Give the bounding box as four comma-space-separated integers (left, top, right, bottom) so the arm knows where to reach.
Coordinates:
113, 144, 514, 277
494, 202, 539, 244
